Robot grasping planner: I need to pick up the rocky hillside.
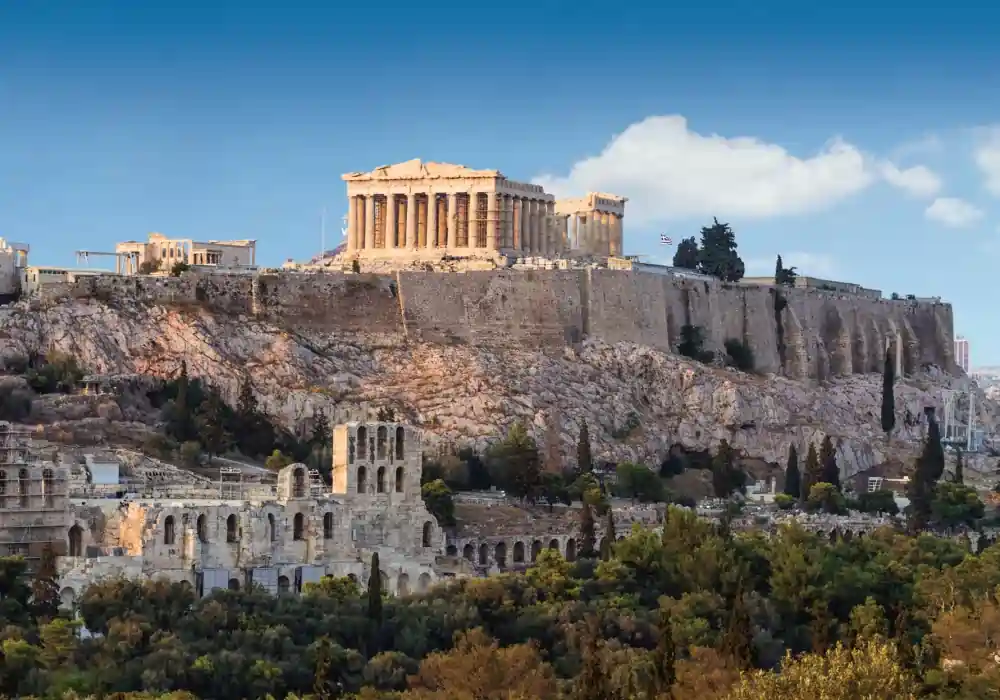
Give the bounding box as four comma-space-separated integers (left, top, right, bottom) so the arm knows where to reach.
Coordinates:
0, 294, 993, 480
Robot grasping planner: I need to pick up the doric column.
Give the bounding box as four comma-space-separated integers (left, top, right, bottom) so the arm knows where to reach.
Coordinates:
512, 198, 522, 251
447, 194, 458, 249
529, 200, 540, 255
467, 193, 477, 247
486, 192, 498, 250
406, 193, 418, 248
426, 194, 437, 248
572, 214, 579, 250
522, 200, 532, 254
610, 214, 621, 256
504, 196, 514, 249
385, 195, 397, 249
364, 195, 375, 250
347, 195, 358, 251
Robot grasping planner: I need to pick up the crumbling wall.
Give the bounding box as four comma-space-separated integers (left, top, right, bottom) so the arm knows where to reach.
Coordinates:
52, 269, 955, 380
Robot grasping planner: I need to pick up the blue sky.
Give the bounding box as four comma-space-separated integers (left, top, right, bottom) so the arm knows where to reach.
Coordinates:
3, 1, 1000, 363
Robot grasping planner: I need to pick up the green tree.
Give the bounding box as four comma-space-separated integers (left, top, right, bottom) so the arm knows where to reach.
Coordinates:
614, 462, 666, 502
678, 324, 714, 363
930, 481, 984, 528
802, 443, 820, 501
711, 440, 744, 498
170, 260, 191, 276
697, 217, 745, 282
775, 254, 798, 287
784, 444, 801, 498
601, 508, 616, 560
724, 338, 755, 372
197, 388, 232, 463
954, 448, 964, 485
806, 482, 847, 515
854, 490, 899, 516
264, 449, 293, 471
579, 501, 597, 558
421, 479, 456, 526
167, 361, 196, 443
571, 616, 609, 700
881, 348, 896, 436
539, 472, 571, 512
672, 236, 700, 270
31, 544, 60, 619
908, 416, 945, 532
367, 552, 383, 623
819, 436, 840, 490
577, 421, 593, 475
485, 421, 542, 502
311, 406, 331, 447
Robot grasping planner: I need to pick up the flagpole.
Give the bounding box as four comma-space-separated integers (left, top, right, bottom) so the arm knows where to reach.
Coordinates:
321, 208, 326, 258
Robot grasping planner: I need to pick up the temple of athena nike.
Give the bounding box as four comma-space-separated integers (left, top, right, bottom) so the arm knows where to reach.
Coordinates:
341, 159, 627, 262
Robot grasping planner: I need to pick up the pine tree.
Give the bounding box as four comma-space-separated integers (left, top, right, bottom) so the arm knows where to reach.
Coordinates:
236, 370, 258, 422
955, 448, 965, 484
31, 544, 60, 619
576, 421, 593, 475
783, 444, 801, 498
907, 417, 945, 532
579, 501, 596, 558
819, 436, 840, 490
711, 440, 738, 498
367, 552, 383, 623
197, 388, 232, 463
653, 608, 676, 693
802, 443, 820, 502
697, 218, 745, 282
601, 508, 616, 561
168, 361, 195, 442
881, 347, 896, 436
672, 237, 699, 270
311, 407, 331, 446
571, 616, 608, 700
721, 591, 755, 670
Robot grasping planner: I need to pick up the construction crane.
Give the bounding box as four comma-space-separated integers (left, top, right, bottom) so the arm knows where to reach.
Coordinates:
74, 250, 141, 275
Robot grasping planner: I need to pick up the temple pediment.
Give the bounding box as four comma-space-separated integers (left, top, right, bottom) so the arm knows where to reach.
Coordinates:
342, 159, 502, 182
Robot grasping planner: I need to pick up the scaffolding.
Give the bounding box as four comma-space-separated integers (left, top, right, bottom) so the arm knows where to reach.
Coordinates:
219, 466, 244, 500
942, 387, 984, 452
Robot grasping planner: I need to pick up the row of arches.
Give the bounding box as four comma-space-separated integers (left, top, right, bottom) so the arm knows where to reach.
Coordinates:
157, 511, 338, 547
0, 468, 57, 507
356, 466, 405, 495
354, 425, 405, 462
447, 536, 619, 568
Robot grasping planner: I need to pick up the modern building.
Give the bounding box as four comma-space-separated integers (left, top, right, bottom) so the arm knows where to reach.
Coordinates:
20, 267, 107, 297
115, 232, 257, 274
341, 159, 626, 260
955, 336, 970, 373
0, 238, 30, 297
741, 274, 882, 300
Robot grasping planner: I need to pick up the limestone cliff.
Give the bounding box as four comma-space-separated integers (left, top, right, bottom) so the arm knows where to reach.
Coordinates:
0, 271, 984, 481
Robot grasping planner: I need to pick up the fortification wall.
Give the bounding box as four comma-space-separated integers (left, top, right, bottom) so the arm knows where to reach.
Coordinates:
49, 270, 955, 380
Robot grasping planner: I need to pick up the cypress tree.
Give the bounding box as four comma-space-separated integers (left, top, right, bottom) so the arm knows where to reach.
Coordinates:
571, 616, 608, 700
819, 436, 840, 490
907, 417, 945, 532
783, 444, 801, 498
579, 500, 596, 558
653, 608, 676, 693
802, 443, 820, 502
881, 348, 896, 436
367, 552, 383, 623
954, 448, 964, 484
601, 508, 616, 560
577, 421, 593, 475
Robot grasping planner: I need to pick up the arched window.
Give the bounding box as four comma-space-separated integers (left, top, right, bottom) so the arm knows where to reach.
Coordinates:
495, 542, 507, 568
293, 467, 306, 498
0, 470, 6, 499
357, 426, 368, 459
323, 512, 333, 540
463, 543, 474, 561
277, 575, 291, 594
478, 543, 488, 566
42, 468, 54, 507
548, 538, 559, 551
397, 573, 410, 596
357, 466, 367, 494
197, 514, 208, 543
418, 572, 431, 592
268, 513, 276, 541
68, 525, 83, 557
395, 427, 405, 459
565, 538, 577, 562
163, 515, 176, 545
228, 578, 240, 591
18, 468, 28, 507
422, 521, 433, 547
226, 514, 237, 543
293, 513, 305, 540
513, 541, 525, 563
446, 544, 457, 556
376, 426, 388, 459
376, 467, 386, 493
394, 467, 404, 493
531, 540, 542, 562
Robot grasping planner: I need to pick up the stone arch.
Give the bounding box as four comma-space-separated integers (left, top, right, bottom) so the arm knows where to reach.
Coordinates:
42, 468, 54, 506
323, 512, 333, 540
446, 544, 457, 556
531, 540, 542, 562
293, 466, 307, 498
565, 538, 577, 561
599, 536, 607, 554
348, 573, 358, 584
226, 514, 238, 542
293, 513, 305, 540
422, 521, 433, 547
163, 515, 176, 545
277, 575, 290, 594
18, 468, 28, 506
395, 466, 404, 493
228, 578, 241, 591
397, 573, 410, 596
377, 426, 388, 459
395, 426, 405, 459
377, 467, 386, 493
548, 538, 559, 551
59, 587, 76, 609
357, 466, 368, 493
463, 543, 474, 560
495, 542, 507, 568
418, 572, 431, 592
197, 514, 208, 543
0, 469, 6, 497
357, 426, 368, 459
478, 542, 488, 565
513, 541, 525, 563
68, 524, 83, 557
268, 513, 277, 541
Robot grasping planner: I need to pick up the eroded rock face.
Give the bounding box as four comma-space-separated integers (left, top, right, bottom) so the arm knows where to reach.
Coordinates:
0, 289, 990, 481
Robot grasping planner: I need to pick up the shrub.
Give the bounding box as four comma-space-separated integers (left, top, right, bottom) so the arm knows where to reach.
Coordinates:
724, 338, 755, 372
775, 493, 796, 510
677, 324, 714, 364
179, 441, 202, 466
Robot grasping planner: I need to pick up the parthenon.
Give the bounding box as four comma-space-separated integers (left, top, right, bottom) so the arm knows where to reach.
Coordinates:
342, 159, 626, 259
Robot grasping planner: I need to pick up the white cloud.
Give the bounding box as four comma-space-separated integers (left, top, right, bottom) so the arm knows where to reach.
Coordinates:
880, 163, 942, 197
924, 197, 984, 228
533, 115, 940, 225
974, 126, 1000, 196
745, 252, 838, 279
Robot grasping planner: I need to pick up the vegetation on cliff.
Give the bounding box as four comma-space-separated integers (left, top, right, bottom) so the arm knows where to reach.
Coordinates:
671, 218, 746, 282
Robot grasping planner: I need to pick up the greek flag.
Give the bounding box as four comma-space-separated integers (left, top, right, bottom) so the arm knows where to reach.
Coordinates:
659, 234, 672, 245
